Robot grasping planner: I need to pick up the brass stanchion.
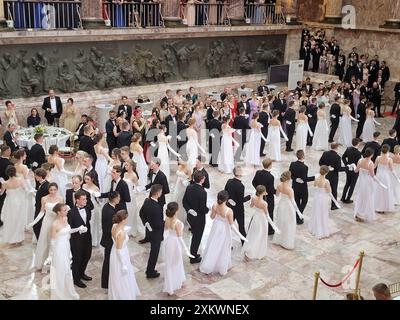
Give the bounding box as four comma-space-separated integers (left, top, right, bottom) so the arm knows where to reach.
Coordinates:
354, 251, 365, 300
312, 272, 320, 300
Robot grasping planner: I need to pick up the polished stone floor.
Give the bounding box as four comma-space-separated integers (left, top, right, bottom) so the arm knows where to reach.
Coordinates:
0, 116, 399, 300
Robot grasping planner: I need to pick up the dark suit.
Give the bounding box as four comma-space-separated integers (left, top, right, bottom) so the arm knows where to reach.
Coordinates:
306, 104, 318, 145
289, 160, 315, 222
78, 135, 96, 163
33, 180, 49, 239
100, 179, 131, 211
341, 146, 362, 201
0, 157, 12, 221
273, 99, 287, 126
224, 178, 250, 244
183, 183, 209, 258
207, 118, 222, 165
393, 110, 400, 143
66, 188, 94, 212
27, 143, 46, 170
382, 138, 398, 153
145, 170, 170, 208
191, 167, 210, 189
100, 202, 117, 289
361, 141, 381, 162
299, 46, 311, 71
392, 83, 400, 114
42, 96, 63, 126
252, 169, 275, 234
232, 115, 250, 160
116, 131, 133, 149
257, 85, 270, 97
117, 104, 132, 121
68, 206, 92, 283
356, 102, 366, 139
329, 103, 341, 142
258, 111, 270, 155
177, 120, 188, 150
284, 108, 296, 151
3, 131, 19, 153
75, 122, 86, 141
105, 119, 117, 156
139, 198, 164, 276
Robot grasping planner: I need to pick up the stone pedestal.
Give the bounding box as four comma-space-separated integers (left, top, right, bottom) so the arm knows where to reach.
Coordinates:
323, 0, 343, 24
81, 0, 106, 29
0, 0, 7, 30
229, 0, 246, 26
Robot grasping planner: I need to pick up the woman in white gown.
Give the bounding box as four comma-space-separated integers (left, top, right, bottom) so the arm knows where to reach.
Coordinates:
218, 117, 236, 174
123, 159, 139, 237
308, 166, 332, 239
312, 104, 329, 151
0, 166, 30, 246
361, 109, 377, 142
273, 171, 301, 250
338, 101, 357, 147
353, 149, 376, 222
186, 118, 201, 172
296, 106, 309, 152
163, 202, 192, 295
391, 145, 400, 205
173, 160, 191, 224
157, 125, 173, 181
74, 150, 87, 177
104, 148, 122, 192
108, 210, 141, 300
31, 183, 63, 271
268, 110, 285, 161
83, 172, 102, 246
48, 145, 69, 201
94, 133, 111, 193
374, 144, 395, 213
245, 113, 263, 167
130, 133, 148, 188
49, 203, 83, 300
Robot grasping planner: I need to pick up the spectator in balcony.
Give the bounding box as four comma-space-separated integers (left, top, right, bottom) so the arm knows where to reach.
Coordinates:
27, 108, 41, 127
4, 100, 18, 128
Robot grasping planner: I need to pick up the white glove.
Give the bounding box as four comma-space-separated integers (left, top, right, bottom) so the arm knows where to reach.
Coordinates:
307, 114, 312, 118
178, 237, 194, 258
32, 162, 38, 168
144, 222, 153, 232
136, 186, 146, 193
286, 121, 292, 125
44, 239, 55, 267
329, 166, 334, 171
167, 135, 172, 140
296, 178, 304, 184
150, 142, 156, 147
227, 199, 236, 206
177, 135, 182, 141
210, 133, 215, 138
79, 225, 88, 234
356, 114, 360, 119
236, 130, 242, 136
0, 177, 4, 183
117, 249, 128, 274
331, 115, 336, 119
26, 211, 45, 230
231, 224, 248, 242
188, 209, 198, 217
347, 164, 354, 171
93, 191, 101, 198
182, 179, 190, 187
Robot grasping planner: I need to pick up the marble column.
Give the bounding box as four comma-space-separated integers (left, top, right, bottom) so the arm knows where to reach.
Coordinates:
0, 0, 7, 30
380, 0, 400, 29
81, 0, 105, 29
323, 0, 343, 24
229, 0, 245, 25
280, 0, 300, 25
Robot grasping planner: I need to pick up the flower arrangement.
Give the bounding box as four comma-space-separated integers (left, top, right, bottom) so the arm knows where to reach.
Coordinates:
33, 125, 47, 135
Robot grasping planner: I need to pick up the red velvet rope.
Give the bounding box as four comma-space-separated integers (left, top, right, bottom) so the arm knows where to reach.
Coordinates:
319, 258, 360, 288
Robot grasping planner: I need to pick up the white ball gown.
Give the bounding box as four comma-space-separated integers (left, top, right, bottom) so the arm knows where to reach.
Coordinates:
34, 202, 59, 269
308, 187, 331, 239
163, 220, 186, 295
374, 163, 395, 212
86, 189, 102, 246
295, 121, 308, 153
245, 127, 262, 166
132, 151, 148, 188
1, 187, 29, 244
360, 116, 375, 142
124, 178, 139, 237
50, 225, 79, 300
218, 128, 235, 174
95, 147, 109, 193
267, 125, 282, 161
51, 158, 68, 200
157, 134, 170, 181
241, 207, 268, 260
312, 118, 329, 151
353, 167, 376, 221
173, 171, 189, 224
199, 210, 232, 275
108, 227, 141, 300
273, 194, 296, 250
392, 163, 400, 205
338, 113, 353, 147
186, 129, 199, 172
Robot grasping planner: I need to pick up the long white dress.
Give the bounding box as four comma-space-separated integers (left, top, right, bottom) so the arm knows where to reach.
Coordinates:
242, 207, 268, 260
218, 128, 235, 174
308, 187, 331, 239
34, 202, 59, 269
267, 125, 282, 161
87, 191, 102, 246
374, 163, 395, 212
95, 147, 109, 193
353, 167, 376, 221
338, 113, 353, 147
360, 116, 375, 142
163, 220, 186, 295
245, 127, 262, 166
108, 228, 141, 300
186, 130, 199, 172
1, 187, 29, 244
132, 151, 148, 188
273, 194, 296, 250
392, 163, 400, 205
173, 171, 189, 224
103, 162, 114, 193
50, 225, 79, 300
312, 118, 329, 151
51, 158, 68, 200
296, 120, 308, 152
157, 135, 170, 182
124, 178, 139, 237
199, 210, 232, 275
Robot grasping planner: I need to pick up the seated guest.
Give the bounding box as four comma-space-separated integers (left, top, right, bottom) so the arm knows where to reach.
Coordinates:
75, 114, 88, 141
3, 123, 19, 153
27, 108, 41, 127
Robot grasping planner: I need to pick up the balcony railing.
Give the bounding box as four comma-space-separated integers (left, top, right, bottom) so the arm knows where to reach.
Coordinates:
179, 1, 230, 26
4, 0, 82, 30
244, 3, 286, 25
102, 1, 164, 28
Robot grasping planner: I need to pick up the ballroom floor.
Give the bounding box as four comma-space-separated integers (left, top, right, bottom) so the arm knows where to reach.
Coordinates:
0, 116, 399, 301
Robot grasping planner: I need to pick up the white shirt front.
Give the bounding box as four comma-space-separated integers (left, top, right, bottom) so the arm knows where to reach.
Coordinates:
113, 178, 121, 191
78, 207, 86, 224
50, 97, 57, 114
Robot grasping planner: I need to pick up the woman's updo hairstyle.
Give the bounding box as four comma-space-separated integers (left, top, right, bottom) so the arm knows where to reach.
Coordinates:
112, 210, 128, 224
165, 202, 179, 218
217, 190, 229, 205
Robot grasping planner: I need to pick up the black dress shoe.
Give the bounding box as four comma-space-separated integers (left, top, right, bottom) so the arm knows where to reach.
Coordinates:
190, 256, 202, 264
81, 274, 92, 281
268, 231, 275, 236
74, 280, 87, 288
260, 153, 266, 157
344, 200, 353, 204
139, 238, 150, 244
331, 206, 339, 210
296, 219, 304, 225
286, 148, 294, 152
146, 272, 160, 279
0, 220, 3, 227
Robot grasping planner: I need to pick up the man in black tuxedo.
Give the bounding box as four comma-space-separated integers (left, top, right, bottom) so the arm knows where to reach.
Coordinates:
78, 125, 96, 163
145, 158, 170, 208
273, 92, 287, 128
191, 156, 210, 189
82, 154, 99, 187
100, 165, 131, 211
393, 109, 400, 144
207, 110, 222, 166
105, 110, 118, 156
252, 158, 276, 235
32, 168, 49, 239
311, 45, 321, 72
117, 96, 132, 122
183, 171, 209, 264
66, 175, 94, 212
284, 101, 296, 152
299, 41, 311, 71
232, 107, 250, 161
319, 143, 347, 210
258, 103, 270, 156
257, 79, 270, 96
237, 94, 250, 115
361, 131, 381, 162
370, 82, 383, 117
341, 138, 362, 203
329, 96, 341, 143
27, 134, 46, 170
330, 39, 340, 58
306, 99, 318, 146
116, 121, 133, 149
68, 190, 92, 288
177, 111, 188, 153
100, 191, 120, 289
42, 89, 63, 126
302, 77, 313, 95
3, 123, 20, 153
165, 107, 178, 152
289, 150, 315, 224
356, 97, 368, 139
224, 166, 250, 244
382, 129, 398, 153
0, 145, 12, 226
75, 114, 88, 142
391, 82, 400, 115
